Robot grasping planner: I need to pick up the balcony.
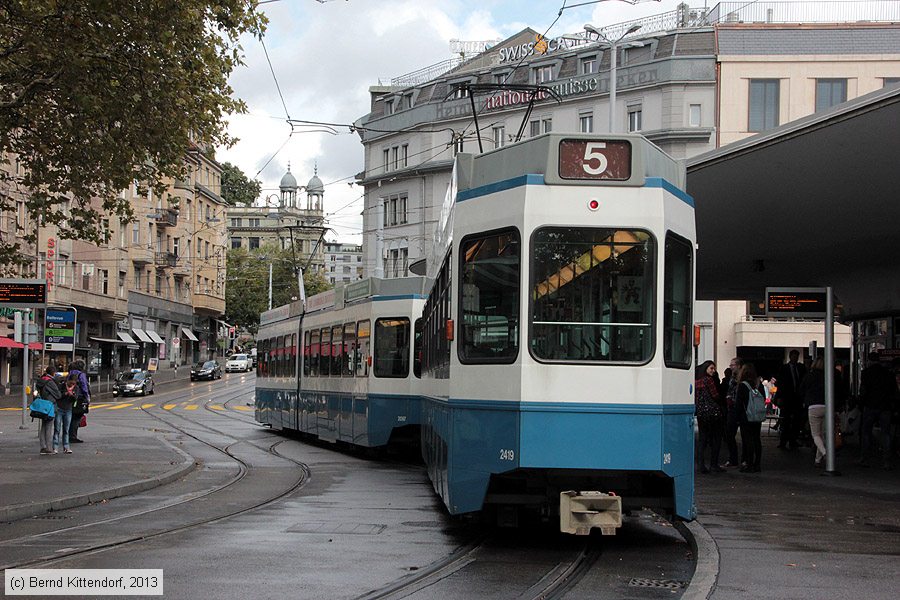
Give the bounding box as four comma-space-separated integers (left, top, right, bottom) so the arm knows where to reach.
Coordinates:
130, 246, 154, 266
193, 291, 225, 315
155, 251, 177, 268
154, 208, 178, 228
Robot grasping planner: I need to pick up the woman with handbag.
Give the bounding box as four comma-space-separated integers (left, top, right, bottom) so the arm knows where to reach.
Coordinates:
67, 360, 91, 443
695, 360, 725, 473
54, 373, 80, 454
36, 366, 62, 455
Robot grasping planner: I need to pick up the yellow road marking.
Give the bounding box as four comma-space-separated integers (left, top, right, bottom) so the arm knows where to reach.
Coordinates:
163, 404, 176, 410
233, 406, 253, 412
107, 403, 134, 410
184, 404, 198, 410
209, 405, 225, 411
141, 403, 155, 409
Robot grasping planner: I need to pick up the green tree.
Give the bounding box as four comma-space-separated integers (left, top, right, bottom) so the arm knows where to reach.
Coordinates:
226, 243, 332, 334
221, 161, 261, 206
0, 1, 265, 270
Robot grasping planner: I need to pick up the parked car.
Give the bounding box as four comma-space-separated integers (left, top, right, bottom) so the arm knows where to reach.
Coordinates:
191, 360, 222, 381
225, 353, 252, 373
112, 370, 154, 397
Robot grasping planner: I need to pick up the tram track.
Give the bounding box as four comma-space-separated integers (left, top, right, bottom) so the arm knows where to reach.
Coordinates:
0, 378, 310, 571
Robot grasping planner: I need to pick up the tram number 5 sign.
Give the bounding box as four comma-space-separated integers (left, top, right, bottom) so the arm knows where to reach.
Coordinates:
558, 139, 632, 181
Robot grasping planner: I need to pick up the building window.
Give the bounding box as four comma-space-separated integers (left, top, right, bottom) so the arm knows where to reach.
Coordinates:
542, 117, 552, 133
492, 126, 505, 148
385, 98, 394, 114
135, 268, 142, 289
580, 57, 597, 75
249, 237, 260, 250
391, 146, 399, 170
118, 271, 126, 298
231, 218, 242, 227
627, 107, 642, 132
579, 112, 593, 133
529, 120, 541, 137
204, 241, 209, 259
132, 221, 140, 245
383, 149, 390, 172
231, 238, 241, 249
452, 133, 464, 154
249, 218, 260, 227
101, 270, 109, 295
532, 64, 553, 84
401, 144, 408, 167
173, 238, 180, 258
450, 83, 469, 99
815, 78, 847, 112
155, 274, 162, 295
748, 79, 780, 132
884, 77, 900, 88
58, 257, 67, 287
403, 93, 413, 109
689, 104, 702, 127
119, 220, 126, 247
398, 195, 407, 224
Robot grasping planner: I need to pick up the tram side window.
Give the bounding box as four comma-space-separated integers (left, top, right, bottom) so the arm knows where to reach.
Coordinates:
343, 322, 356, 377
459, 229, 520, 363
291, 333, 297, 378
530, 227, 654, 363
303, 331, 311, 376
374, 318, 410, 378
414, 318, 423, 378
331, 325, 343, 376
357, 320, 371, 377
310, 330, 320, 376
259, 339, 267, 377
276, 335, 284, 377
320, 328, 332, 376
663, 232, 693, 369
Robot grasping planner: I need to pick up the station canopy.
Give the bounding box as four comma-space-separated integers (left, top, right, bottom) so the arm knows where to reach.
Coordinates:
686, 85, 900, 320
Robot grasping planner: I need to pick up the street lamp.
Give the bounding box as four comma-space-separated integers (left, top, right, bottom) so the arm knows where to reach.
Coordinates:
584, 23, 642, 133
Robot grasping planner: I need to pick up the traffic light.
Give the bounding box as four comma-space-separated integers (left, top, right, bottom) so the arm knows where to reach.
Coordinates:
6, 311, 23, 343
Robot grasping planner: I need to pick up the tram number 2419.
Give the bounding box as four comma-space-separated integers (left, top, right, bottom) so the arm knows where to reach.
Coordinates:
499, 449, 515, 461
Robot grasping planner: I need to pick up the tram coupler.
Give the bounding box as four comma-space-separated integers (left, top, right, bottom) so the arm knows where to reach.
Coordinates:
559, 491, 623, 536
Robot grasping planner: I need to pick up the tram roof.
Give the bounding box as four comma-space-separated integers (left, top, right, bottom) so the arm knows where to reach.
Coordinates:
686, 84, 900, 320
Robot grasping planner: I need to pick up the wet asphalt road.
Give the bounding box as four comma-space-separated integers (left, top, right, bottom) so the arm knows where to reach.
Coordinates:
0, 373, 695, 599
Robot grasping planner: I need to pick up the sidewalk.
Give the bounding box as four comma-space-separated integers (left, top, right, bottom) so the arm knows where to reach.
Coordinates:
0, 408, 194, 522
684, 431, 900, 599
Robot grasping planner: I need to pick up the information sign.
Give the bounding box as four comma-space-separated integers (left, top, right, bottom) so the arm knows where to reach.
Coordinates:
765, 287, 828, 319
44, 307, 76, 352
0, 279, 47, 309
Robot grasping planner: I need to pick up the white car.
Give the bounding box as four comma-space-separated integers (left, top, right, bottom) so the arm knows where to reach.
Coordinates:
225, 353, 252, 373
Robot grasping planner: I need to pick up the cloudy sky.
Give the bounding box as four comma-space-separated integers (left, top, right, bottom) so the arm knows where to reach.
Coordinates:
217, 0, 688, 243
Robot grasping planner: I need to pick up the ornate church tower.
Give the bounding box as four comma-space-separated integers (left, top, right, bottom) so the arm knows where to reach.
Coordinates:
279, 162, 298, 208
306, 164, 324, 212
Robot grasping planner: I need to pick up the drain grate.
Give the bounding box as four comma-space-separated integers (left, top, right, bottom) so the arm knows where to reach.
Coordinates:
628, 578, 685, 590
401, 521, 444, 528
32, 515, 70, 520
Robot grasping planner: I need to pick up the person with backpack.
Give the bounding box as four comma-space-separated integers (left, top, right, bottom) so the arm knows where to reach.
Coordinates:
35, 366, 62, 455
737, 362, 766, 473
67, 360, 91, 443
54, 373, 81, 454
722, 357, 744, 468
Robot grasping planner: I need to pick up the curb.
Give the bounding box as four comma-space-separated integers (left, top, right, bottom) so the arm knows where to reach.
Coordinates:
0, 438, 197, 523
675, 519, 720, 600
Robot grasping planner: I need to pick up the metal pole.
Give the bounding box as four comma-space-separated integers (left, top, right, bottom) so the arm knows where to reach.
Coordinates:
824, 286, 839, 475
268, 262, 273, 311
609, 42, 617, 132
20, 316, 30, 429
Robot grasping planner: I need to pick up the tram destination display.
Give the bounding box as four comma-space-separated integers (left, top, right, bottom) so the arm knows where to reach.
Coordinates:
0, 279, 47, 309
766, 287, 828, 319
558, 139, 632, 181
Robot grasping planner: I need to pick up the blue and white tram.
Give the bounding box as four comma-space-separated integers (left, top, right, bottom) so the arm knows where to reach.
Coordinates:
255, 278, 426, 447
418, 133, 696, 530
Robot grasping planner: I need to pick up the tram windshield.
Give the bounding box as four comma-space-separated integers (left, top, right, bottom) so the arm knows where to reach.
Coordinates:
530, 227, 654, 363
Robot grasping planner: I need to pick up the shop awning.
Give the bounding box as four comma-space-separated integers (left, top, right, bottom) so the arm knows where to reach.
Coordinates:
145, 330, 165, 344
90, 337, 122, 344
117, 331, 137, 345
0, 338, 42, 350
181, 328, 199, 342
131, 328, 152, 343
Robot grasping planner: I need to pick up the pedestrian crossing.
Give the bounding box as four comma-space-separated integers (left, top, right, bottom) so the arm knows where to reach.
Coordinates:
0, 402, 255, 413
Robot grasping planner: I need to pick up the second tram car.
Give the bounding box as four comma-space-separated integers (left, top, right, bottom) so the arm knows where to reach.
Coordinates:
256, 133, 696, 534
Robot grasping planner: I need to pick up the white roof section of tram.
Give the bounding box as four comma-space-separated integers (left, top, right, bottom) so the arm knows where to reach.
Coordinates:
686, 84, 900, 320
